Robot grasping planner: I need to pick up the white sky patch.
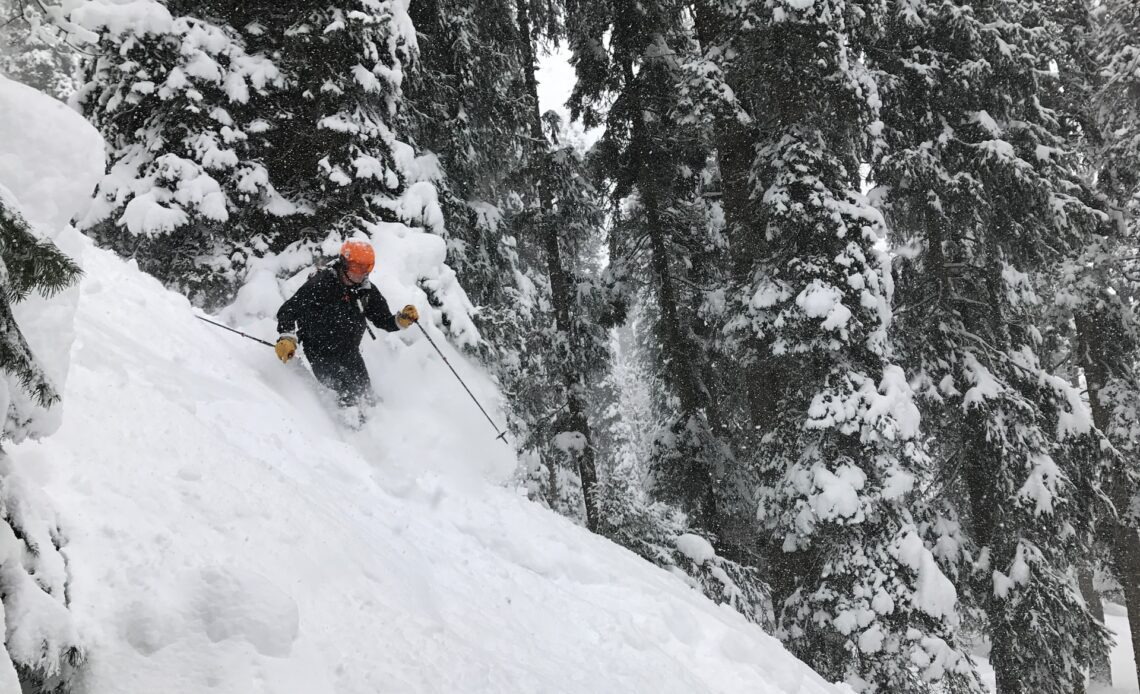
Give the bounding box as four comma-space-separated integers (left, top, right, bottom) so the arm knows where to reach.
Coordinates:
536, 43, 603, 151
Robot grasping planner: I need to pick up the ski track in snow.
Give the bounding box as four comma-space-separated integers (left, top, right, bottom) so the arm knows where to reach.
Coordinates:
14, 241, 838, 693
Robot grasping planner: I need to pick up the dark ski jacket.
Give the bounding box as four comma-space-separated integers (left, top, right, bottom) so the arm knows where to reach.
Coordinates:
276, 265, 400, 357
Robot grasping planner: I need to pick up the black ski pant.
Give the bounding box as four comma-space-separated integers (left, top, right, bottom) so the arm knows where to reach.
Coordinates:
306, 348, 374, 409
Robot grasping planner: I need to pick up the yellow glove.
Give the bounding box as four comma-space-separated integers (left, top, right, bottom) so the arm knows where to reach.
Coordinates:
396, 304, 419, 329
275, 336, 297, 363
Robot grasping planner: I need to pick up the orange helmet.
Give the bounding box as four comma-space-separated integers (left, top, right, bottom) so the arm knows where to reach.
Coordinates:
339, 239, 375, 277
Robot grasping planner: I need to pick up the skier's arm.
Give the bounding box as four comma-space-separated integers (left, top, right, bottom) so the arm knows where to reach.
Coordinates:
277, 273, 323, 338
363, 285, 401, 332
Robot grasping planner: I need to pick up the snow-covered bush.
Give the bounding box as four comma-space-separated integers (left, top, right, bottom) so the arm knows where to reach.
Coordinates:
595, 472, 772, 628
73, 1, 289, 306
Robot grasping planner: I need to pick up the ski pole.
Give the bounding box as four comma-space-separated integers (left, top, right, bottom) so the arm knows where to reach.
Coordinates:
414, 320, 509, 444
195, 315, 275, 348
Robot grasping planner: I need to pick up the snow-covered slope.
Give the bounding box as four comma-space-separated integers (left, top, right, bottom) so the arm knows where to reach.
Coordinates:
1, 57, 842, 694
10, 240, 840, 694
0, 66, 839, 694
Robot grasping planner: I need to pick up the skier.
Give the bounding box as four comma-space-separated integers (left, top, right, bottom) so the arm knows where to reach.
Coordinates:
274, 239, 419, 413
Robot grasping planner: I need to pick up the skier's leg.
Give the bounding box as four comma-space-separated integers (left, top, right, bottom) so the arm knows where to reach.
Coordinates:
341, 350, 375, 410
307, 352, 352, 405
310, 350, 372, 411
310, 352, 371, 429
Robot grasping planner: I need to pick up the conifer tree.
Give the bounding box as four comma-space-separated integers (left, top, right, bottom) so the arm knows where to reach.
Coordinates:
401, 0, 610, 525
237, 0, 430, 233
552, 0, 774, 620
565, 0, 733, 544
76, 0, 437, 306
0, 194, 84, 692
1031, 2, 1127, 686
513, 140, 611, 527
491, 122, 611, 527
1096, 0, 1140, 209
404, 0, 549, 504
403, 0, 532, 351
75, 3, 288, 304
675, 1, 977, 689
0, 200, 78, 422
1063, 237, 1140, 691
871, 0, 1111, 691
0, 0, 79, 100
514, 0, 612, 529
1066, 0, 1140, 687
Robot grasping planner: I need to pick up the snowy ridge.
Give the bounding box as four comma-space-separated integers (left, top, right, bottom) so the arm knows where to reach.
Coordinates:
13, 239, 839, 693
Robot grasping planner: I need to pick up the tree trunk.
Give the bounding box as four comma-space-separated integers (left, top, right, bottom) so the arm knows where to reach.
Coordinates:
960, 408, 1022, 694
1078, 310, 1140, 689
961, 262, 1021, 693
643, 190, 719, 536
689, 1, 774, 436
1111, 523, 1140, 686
1080, 563, 1113, 686
618, 53, 721, 535
517, 0, 598, 531
959, 483, 1014, 694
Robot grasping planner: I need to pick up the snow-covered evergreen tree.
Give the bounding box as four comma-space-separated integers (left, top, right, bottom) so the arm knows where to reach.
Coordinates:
565, 0, 736, 545
583, 285, 774, 624
0, 3, 103, 689
1025, 2, 1130, 687
1061, 232, 1140, 692
594, 319, 658, 481
0, 198, 78, 440
231, 0, 432, 234
74, 0, 288, 305
1062, 1, 1140, 686
75, 0, 441, 308
514, 0, 614, 529
0, 186, 84, 693
403, 0, 534, 362
401, 0, 613, 527
512, 137, 611, 528
871, 0, 1112, 691
682, 1, 978, 689
0, 0, 79, 100
594, 468, 773, 626
1095, 0, 1140, 208
405, 0, 531, 218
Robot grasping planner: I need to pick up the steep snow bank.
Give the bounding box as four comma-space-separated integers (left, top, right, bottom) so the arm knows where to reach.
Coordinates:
0, 74, 103, 440
13, 237, 840, 693
0, 76, 103, 233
